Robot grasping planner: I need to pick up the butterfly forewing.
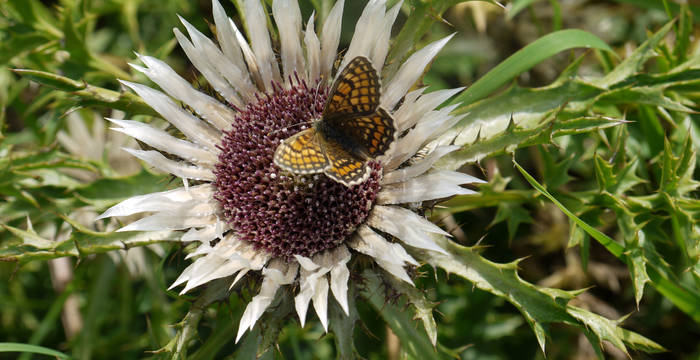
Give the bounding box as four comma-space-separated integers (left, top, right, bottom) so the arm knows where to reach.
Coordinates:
336, 108, 396, 158
273, 128, 329, 174
320, 137, 370, 186
323, 56, 380, 119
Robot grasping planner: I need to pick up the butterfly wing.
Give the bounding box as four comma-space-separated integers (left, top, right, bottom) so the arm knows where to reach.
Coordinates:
334, 108, 396, 158
320, 136, 370, 186
323, 56, 380, 119
273, 128, 329, 174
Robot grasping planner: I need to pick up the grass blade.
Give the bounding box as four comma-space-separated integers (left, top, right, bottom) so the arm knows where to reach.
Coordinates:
450, 29, 613, 106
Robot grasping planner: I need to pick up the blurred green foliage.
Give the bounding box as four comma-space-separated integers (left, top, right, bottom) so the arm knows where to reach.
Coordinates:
1, 0, 699, 359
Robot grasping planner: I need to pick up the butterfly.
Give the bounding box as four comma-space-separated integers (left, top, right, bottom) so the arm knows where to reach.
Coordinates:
273, 56, 396, 187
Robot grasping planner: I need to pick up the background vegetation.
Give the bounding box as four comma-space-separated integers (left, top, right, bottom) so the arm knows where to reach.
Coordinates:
1, 0, 699, 359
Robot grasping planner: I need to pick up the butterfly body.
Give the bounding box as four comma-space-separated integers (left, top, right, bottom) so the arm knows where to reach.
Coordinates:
314, 118, 370, 161
274, 56, 396, 187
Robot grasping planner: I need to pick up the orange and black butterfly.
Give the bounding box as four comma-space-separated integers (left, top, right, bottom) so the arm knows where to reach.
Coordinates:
273, 56, 396, 186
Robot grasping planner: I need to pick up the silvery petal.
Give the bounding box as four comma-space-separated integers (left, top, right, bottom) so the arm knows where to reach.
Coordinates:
368, 205, 448, 254
378, 170, 482, 204
382, 34, 455, 110
319, 0, 344, 80
382, 145, 459, 184
349, 225, 416, 284
98, 184, 213, 219
244, 0, 281, 90
119, 79, 220, 149
129, 56, 234, 133
304, 13, 321, 82
394, 87, 464, 132
273, 0, 305, 83
123, 148, 215, 181
370, 1, 402, 70
107, 118, 217, 166
339, 0, 385, 73
212, 0, 247, 72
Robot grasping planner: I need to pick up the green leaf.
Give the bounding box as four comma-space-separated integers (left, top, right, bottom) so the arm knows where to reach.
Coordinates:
627, 233, 651, 306
383, 271, 439, 346
233, 290, 294, 360
598, 86, 695, 112
593, 21, 675, 89
0, 216, 182, 263
11, 69, 86, 91
450, 29, 613, 106
416, 234, 664, 355
0, 343, 72, 359
489, 202, 533, 241
161, 278, 232, 359
435, 80, 626, 169
0, 34, 53, 65
71, 83, 158, 117
515, 160, 624, 256
11, 71, 156, 115
593, 154, 616, 192
328, 287, 359, 360
75, 169, 169, 209
515, 160, 700, 323
540, 147, 574, 190
566, 307, 628, 354
506, 0, 539, 20
360, 268, 452, 359
1, 222, 54, 249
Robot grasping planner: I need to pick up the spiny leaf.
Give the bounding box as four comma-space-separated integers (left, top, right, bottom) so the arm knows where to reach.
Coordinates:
384, 271, 439, 346
489, 202, 533, 241
436, 80, 607, 169
360, 268, 454, 359
540, 147, 574, 189
329, 285, 359, 359
593, 20, 675, 88
159, 278, 231, 359
416, 235, 663, 355
598, 86, 696, 112
0, 216, 181, 263
626, 232, 651, 306
515, 160, 700, 322
1, 222, 54, 249
234, 291, 293, 360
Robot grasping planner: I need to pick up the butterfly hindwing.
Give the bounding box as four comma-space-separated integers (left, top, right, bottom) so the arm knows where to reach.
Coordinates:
323, 56, 380, 118
320, 136, 370, 186
273, 128, 329, 174
333, 108, 396, 158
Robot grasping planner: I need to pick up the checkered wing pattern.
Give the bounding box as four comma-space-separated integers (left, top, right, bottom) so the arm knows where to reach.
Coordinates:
320, 137, 370, 186
336, 108, 396, 157
273, 128, 329, 174
323, 56, 380, 119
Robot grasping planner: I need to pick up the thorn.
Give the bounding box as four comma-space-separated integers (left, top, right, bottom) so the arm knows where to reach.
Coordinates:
505, 113, 516, 133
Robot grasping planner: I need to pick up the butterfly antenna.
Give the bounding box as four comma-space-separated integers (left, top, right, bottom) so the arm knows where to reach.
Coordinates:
269, 119, 317, 137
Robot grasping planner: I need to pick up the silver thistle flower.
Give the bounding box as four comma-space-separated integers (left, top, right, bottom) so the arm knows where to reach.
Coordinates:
98, 0, 483, 341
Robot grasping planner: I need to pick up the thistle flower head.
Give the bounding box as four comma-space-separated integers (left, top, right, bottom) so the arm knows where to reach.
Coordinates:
98, 0, 483, 340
